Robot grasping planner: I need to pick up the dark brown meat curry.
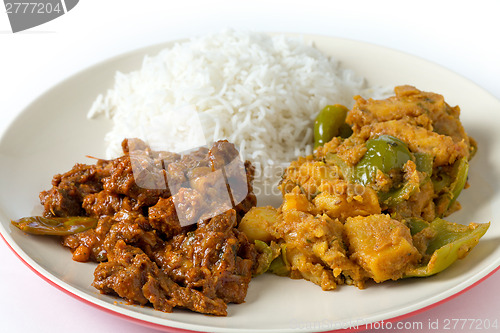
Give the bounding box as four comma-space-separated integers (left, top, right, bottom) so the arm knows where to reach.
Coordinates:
23, 139, 258, 316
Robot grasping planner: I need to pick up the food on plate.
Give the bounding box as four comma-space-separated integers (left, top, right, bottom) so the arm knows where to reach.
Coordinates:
13, 139, 261, 316
240, 86, 489, 289
88, 30, 389, 172
11, 83, 490, 315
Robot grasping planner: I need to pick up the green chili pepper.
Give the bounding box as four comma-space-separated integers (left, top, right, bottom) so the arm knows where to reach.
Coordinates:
405, 218, 489, 278
268, 244, 291, 276
355, 135, 413, 185
314, 104, 349, 148
253, 240, 281, 276
11, 216, 98, 236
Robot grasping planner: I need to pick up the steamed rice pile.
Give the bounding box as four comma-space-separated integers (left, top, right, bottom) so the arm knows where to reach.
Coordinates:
88, 30, 387, 170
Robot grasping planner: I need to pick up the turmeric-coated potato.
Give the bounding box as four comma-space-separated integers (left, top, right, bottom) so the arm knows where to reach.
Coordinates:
238, 206, 278, 243
344, 214, 421, 282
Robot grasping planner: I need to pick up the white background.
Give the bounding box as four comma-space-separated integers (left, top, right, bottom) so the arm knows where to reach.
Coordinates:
1, 1, 499, 332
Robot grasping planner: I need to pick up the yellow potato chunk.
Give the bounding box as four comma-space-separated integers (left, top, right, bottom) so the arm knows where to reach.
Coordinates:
344, 214, 421, 282
312, 182, 381, 221
282, 186, 317, 214
238, 206, 278, 243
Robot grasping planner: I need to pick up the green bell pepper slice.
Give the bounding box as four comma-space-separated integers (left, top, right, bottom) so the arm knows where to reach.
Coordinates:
268, 244, 291, 276
314, 104, 350, 148
378, 153, 433, 206
325, 152, 354, 182
326, 139, 433, 206
447, 157, 469, 210
355, 136, 434, 206
338, 123, 353, 139
405, 217, 430, 236
378, 179, 420, 206
355, 135, 413, 186
433, 157, 469, 215
414, 152, 433, 179
405, 218, 490, 277
253, 240, 282, 276
12, 216, 98, 236
252, 240, 291, 276
432, 173, 452, 193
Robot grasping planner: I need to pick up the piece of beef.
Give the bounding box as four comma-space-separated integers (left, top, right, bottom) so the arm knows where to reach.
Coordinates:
40, 163, 107, 217
63, 210, 160, 262
153, 210, 257, 304
93, 239, 227, 316
62, 215, 115, 262
148, 197, 184, 238
102, 154, 170, 210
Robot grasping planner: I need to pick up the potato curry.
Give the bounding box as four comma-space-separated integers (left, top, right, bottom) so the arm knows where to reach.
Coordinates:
239, 85, 489, 289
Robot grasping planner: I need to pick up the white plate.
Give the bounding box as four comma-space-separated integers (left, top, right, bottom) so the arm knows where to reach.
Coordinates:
0, 34, 499, 333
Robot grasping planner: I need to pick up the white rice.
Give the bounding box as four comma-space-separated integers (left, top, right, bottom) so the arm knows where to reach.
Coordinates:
88, 30, 389, 171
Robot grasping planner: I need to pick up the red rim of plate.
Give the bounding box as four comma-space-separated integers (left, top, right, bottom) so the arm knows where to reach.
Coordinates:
1, 231, 499, 333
